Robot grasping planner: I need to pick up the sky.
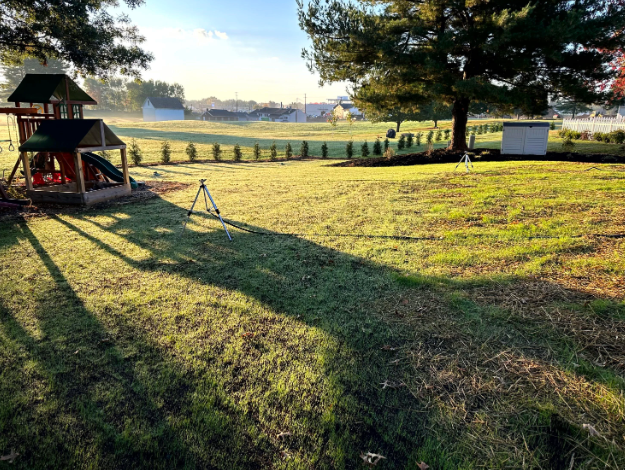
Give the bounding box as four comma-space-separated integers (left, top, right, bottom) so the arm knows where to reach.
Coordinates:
118, 0, 350, 103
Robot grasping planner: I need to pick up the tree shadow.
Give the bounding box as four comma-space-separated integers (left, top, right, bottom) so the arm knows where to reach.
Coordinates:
1, 194, 624, 468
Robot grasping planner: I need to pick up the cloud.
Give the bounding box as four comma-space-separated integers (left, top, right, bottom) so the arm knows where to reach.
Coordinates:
194, 29, 214, 40
214, 30, 228, 40
145, 27, 228, 44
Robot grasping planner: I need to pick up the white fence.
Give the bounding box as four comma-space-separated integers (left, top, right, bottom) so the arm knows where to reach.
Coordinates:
562, 117, 625, 133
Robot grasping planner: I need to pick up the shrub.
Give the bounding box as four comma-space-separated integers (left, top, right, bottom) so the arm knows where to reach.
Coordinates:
416, 133, 422, 146
594, 132, 604, 142
561, 135, 575, 152
361, 140, 370, 157
435, 130, 442, 142
570, 130, 582, 140
549, 121, 556, 130
160, 141, 171, 163
253, 142, 261, 160
373, 138, 382, 155
443, 129, 450, 140
398, 134, 406, 149
300, 140, 309, 158
186, 142, 198, 162
270, 141, 278, 160
609, 130, 625, 144
233, 144, 242, 161
426, 130, 434, 144
128, 139, 142, 165
285, 143, 293, 159
321, 141, 329, 158
384, 138, 390, 151
407, 134, 414, 147
346, 140, 354, 158
212, 142, 222, 161
558, 128, 568, 138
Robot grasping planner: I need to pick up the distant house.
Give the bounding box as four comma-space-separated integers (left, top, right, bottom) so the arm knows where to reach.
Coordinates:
248, 107, 307, 123
142, 97, 185, 122
306, 103, 334, 117
202, 109, 239, 122
332, 102, 362, 119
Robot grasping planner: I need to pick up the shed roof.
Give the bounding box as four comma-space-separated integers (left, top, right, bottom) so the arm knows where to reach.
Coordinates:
8, 74, 96, 104
19, 119, 125, 153
204, 109, 237, 117
502, 122, 550, 127
145, 97, 184, 109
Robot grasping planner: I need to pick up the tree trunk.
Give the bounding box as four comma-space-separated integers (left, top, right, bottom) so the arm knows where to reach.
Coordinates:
433, 119, 438, 128
449, 97, 470, 151
396, 120, 401, 132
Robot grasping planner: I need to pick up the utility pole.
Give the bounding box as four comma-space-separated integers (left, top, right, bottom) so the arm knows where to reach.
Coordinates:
304, 93, 307, 115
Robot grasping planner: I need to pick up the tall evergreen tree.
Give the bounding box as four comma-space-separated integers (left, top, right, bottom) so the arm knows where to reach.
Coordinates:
299, 0, 625, 150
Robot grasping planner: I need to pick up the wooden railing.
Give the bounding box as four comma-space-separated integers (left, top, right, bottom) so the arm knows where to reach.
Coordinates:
562, 117, 625, 133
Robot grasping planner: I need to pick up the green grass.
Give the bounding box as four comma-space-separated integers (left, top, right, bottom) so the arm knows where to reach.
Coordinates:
1, 158, 625, 468
2, 118, 623, 176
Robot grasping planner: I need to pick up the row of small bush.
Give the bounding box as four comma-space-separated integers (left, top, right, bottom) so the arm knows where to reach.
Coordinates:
558, 128, 625, 144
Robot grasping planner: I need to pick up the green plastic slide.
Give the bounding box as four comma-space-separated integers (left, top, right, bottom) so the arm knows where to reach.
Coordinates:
82, 152, 138, 189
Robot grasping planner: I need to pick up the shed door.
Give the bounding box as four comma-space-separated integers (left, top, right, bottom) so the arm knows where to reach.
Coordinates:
523, 127, 548, 155
501, 127, 525, 154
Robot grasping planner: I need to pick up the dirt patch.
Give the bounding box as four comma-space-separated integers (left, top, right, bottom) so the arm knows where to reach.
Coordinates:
330, 148, 625, 167
0, 180, 191, 220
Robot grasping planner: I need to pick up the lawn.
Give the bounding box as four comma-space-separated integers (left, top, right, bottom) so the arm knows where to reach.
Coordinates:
1, 118, 624, 176
1, 158, 624, 469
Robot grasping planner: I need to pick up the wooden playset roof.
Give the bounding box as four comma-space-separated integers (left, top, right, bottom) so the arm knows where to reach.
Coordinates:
19, 119, 125, 153
8, 74, 97, 105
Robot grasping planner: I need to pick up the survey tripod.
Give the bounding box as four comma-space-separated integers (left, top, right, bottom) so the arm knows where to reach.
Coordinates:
455, 152, 474, 173
183, 179, 232, 240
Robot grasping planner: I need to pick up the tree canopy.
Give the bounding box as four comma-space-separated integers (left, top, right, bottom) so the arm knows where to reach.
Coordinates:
0, 58, 68, 101
0, 0, 152, 78
298, 0, 625, 150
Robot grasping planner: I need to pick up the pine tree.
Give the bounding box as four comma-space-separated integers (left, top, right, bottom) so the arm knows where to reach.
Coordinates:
212, 142, 222, 161
128, 138, 142, 166
233, 144, 242, 161
373, 138, 382, 155
361, 140, 370, 157
299, 0, 625, 150
270, 141, 278, 160
300, 140, 309, 158
550, 121, 556, 131
160, 141, 171, 164
426, 131, 434, 144
186, 142, 198, 162
435, 130, 442, 142
346, 141, 354, 158
444, 129, 450, 141
406, 134, 413, 148
384, 138, 390, 152
253, 142, 261, 161
321, 141, 329, 158
285, 143, 293, 159
397, 134, 406, 150
415, 133, 422, 146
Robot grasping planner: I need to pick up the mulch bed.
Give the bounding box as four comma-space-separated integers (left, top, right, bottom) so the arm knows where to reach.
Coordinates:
0, 180, 190, 220
330, 148, 625, 167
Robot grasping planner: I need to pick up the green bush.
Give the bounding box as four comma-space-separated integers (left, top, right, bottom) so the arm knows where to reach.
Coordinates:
233, 144, 243, 161
186, 142, 198, 162
212, 142, 222, 161
561, 135, 575, 152
129, 138, 142, 166
426, 131, 434, 144
549, 121, 556, 130
321, 141, 329, 158
300, 140, 309, 158
384, 138, 390, 151
270, 141, 278, 160
285, 143, 293, 159
443, 129, 450, 140
416, 132, 422, 146
253, 142, 261, 160
609, 130, 625, 144
435, 130, 442, 142
406, 134, 414, 147
594, 132, 605, 142
398, 134, 406, 150
361, 140, 370, 157
346, 140, 354, 158
160, 141, 171, 163
373, 138, 382, 155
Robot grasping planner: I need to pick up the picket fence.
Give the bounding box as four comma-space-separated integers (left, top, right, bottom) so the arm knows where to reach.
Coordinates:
562, 117, 625, 134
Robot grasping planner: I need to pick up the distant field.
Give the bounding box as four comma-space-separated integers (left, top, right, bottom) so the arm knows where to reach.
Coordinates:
1, 117, 624, 175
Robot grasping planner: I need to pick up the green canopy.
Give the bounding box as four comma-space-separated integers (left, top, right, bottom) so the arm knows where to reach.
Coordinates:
19, 120, 125, 153
8, 74, 96, 104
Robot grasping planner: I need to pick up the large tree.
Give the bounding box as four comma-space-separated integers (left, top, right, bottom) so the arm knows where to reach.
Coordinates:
298, 0, 625, 150
126, 80, 185, 111
552, 98, 593, 118
0, 58, 68, 101
0, 0, 152, 78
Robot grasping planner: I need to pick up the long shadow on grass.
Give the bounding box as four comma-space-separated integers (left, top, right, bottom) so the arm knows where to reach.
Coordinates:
1, 196, 624, 469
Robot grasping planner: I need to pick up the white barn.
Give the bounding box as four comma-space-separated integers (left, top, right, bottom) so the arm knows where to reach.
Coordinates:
142, 97, 185, 122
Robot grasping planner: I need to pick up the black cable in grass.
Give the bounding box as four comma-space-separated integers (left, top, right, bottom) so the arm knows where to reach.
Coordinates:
203, 212, 625, 242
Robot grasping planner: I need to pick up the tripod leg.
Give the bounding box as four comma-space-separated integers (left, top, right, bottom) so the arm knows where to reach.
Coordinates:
455, 156, 464, 170
201, 184, 211, 212
182, 186, 203, 231
203, 186, 232, 241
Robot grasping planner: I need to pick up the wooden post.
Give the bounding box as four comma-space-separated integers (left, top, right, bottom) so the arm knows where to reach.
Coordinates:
21, 151, 33, 191
73, 152, 86, 193
120, 148, 130, 187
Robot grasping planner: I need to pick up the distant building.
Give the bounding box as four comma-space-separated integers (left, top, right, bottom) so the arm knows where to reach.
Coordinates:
248, 107, 307, 123
332, 101, 362, 119
619, 106, 625, 118
201, 109, 253, 122
142, 97, 185, 122
306, 103, 334, 117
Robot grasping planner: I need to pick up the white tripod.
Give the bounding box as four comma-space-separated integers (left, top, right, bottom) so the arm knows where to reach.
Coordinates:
455, 152, 474, 173
183, 179, 232, 240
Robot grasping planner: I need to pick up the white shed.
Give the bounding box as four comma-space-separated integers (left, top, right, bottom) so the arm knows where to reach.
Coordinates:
142, 97, 185, 122
501, 122, 550, 155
